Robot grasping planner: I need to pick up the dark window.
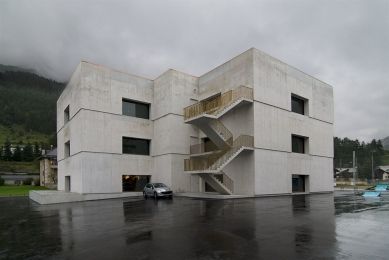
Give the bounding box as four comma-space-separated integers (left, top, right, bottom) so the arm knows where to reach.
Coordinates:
122, 99, 150, 119
292, 136, 305, 154
123, 137, 150, 155
64, 141, 70, 158
64, 105, 70, 124
291, 96, 304, 115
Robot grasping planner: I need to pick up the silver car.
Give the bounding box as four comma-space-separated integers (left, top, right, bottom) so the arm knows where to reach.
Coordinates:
143, 183, 173, 199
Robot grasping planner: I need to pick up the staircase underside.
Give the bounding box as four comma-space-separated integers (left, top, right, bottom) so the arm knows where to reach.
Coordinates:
197, 173, 232, 195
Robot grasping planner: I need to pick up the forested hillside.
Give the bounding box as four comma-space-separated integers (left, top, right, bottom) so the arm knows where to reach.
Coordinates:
381, 136, 389, 151
0, 70, 65, 135
334, 137, 389, 178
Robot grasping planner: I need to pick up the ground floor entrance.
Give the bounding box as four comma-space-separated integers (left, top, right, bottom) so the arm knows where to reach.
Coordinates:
122, 175, 150, 192
292, 175, 309, 193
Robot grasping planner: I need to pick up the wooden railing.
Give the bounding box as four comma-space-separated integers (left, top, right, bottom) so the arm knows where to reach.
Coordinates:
190, 141, 219, 155
183, 85, 253, 120
208, 119, 233, 143
184, 134, 254, 171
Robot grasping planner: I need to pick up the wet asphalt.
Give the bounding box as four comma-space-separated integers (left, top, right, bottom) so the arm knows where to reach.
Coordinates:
0, 191, 388, 260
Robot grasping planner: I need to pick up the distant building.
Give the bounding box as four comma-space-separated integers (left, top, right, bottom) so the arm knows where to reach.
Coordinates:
57, 48, 334, 197
334, 168, 356, 179
375, 166, 389, 180
1, 144, 39, 154
39, 148, 57, 188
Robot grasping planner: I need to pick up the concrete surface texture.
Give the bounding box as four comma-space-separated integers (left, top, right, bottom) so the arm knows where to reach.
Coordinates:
1, 192, 389, 259
54, 47, 333, 200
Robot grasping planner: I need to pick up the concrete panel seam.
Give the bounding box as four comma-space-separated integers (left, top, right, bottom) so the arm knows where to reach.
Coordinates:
153, 153, 190, 157
153, 113, 183, 121
253, 100, 333, 125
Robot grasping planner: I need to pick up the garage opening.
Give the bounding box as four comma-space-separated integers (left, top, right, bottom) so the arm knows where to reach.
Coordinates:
292, 175, 308, 193
122, 175, 150, 192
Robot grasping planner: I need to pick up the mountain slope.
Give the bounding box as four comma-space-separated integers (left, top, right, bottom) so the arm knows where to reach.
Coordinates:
381, 136, 389, 151
0, 67, 65, 136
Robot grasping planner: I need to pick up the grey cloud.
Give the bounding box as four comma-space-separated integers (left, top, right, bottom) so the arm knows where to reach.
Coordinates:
0, 0, 388, 142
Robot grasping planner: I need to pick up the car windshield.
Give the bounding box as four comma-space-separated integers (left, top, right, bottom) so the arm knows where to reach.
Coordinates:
153, 183, 167, 188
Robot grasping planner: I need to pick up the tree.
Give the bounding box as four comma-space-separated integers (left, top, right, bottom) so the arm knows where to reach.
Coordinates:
334, 136, 387, 179
49, 132, 57, 148
13, 145, 23, 161
2, 139, 12, 161
22, 142, 34, 161
34, 142, 40, 158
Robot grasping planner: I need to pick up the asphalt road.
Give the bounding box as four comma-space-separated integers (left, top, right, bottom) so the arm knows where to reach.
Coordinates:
1, 191, 388, 259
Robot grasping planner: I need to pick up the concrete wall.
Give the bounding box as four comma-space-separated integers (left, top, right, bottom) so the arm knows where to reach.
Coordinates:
198, 49, 254, 100
57, 62, 155, 194
252, 49, 334, 195
153, 70, 198, 192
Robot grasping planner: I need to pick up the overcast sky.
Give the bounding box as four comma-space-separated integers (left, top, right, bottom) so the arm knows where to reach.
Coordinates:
1, 0, 388, 142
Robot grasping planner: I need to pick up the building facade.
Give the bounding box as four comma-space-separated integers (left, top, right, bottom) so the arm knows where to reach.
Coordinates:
39, 148, 58, 188
57, 48, 334, 196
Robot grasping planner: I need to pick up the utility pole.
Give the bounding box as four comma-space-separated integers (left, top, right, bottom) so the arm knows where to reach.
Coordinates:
372, 150, 375, 184
353, 151, 356, 191
340, 158, 342, 178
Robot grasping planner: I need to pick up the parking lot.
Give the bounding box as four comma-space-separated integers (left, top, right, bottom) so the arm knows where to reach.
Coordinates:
1, 191, 388, 259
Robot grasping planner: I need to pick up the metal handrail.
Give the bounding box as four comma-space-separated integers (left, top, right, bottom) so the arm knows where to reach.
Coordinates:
183, 85, 253, 120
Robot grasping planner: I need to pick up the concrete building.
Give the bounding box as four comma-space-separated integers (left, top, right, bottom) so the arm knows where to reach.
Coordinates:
39, 148, 58, 188
56, 48, 334, 197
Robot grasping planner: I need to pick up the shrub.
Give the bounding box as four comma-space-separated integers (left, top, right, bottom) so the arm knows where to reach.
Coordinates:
34, 177, 40, 186
0, 177, 4, 186
23, 177, 34, 185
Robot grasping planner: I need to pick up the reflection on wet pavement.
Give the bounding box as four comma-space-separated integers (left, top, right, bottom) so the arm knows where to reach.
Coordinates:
1, 191, 388, 259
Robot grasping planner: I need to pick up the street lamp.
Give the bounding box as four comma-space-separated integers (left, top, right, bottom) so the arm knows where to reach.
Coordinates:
371, 150, 375, 183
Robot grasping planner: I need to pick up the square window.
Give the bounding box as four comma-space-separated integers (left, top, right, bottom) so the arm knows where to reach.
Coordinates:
291, 96, 304, 115
122, 99, 150, 119
292, 135, 305, 154
122, 137, 150, 155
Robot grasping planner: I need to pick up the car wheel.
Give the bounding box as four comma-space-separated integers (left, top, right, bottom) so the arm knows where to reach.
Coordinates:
143, 192, 147, 199
154, 192, 158, 199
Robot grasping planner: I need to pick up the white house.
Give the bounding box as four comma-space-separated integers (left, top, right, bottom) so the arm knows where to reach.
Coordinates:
56, 48, 334, 197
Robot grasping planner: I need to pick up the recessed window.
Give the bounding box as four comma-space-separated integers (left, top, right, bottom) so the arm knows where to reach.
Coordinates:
64, 141, 70, 158
291, 96, 304, 115
122, 99, 150, 119
292, 135, 305, 154
122, 137, 150, 155
122, 175, 150, 192
64, 105, 70, 124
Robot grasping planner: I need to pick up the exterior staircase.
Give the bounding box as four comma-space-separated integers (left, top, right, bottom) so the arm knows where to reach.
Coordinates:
198, 171, 234, 195
183, 85, 254, 195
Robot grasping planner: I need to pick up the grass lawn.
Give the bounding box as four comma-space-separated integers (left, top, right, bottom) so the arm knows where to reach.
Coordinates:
0, 124, 52, 145
0, 161, 40, 173
0, 185, 50, 196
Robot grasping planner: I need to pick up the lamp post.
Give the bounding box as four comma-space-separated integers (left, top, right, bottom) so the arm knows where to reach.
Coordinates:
371, 150, 375, 184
